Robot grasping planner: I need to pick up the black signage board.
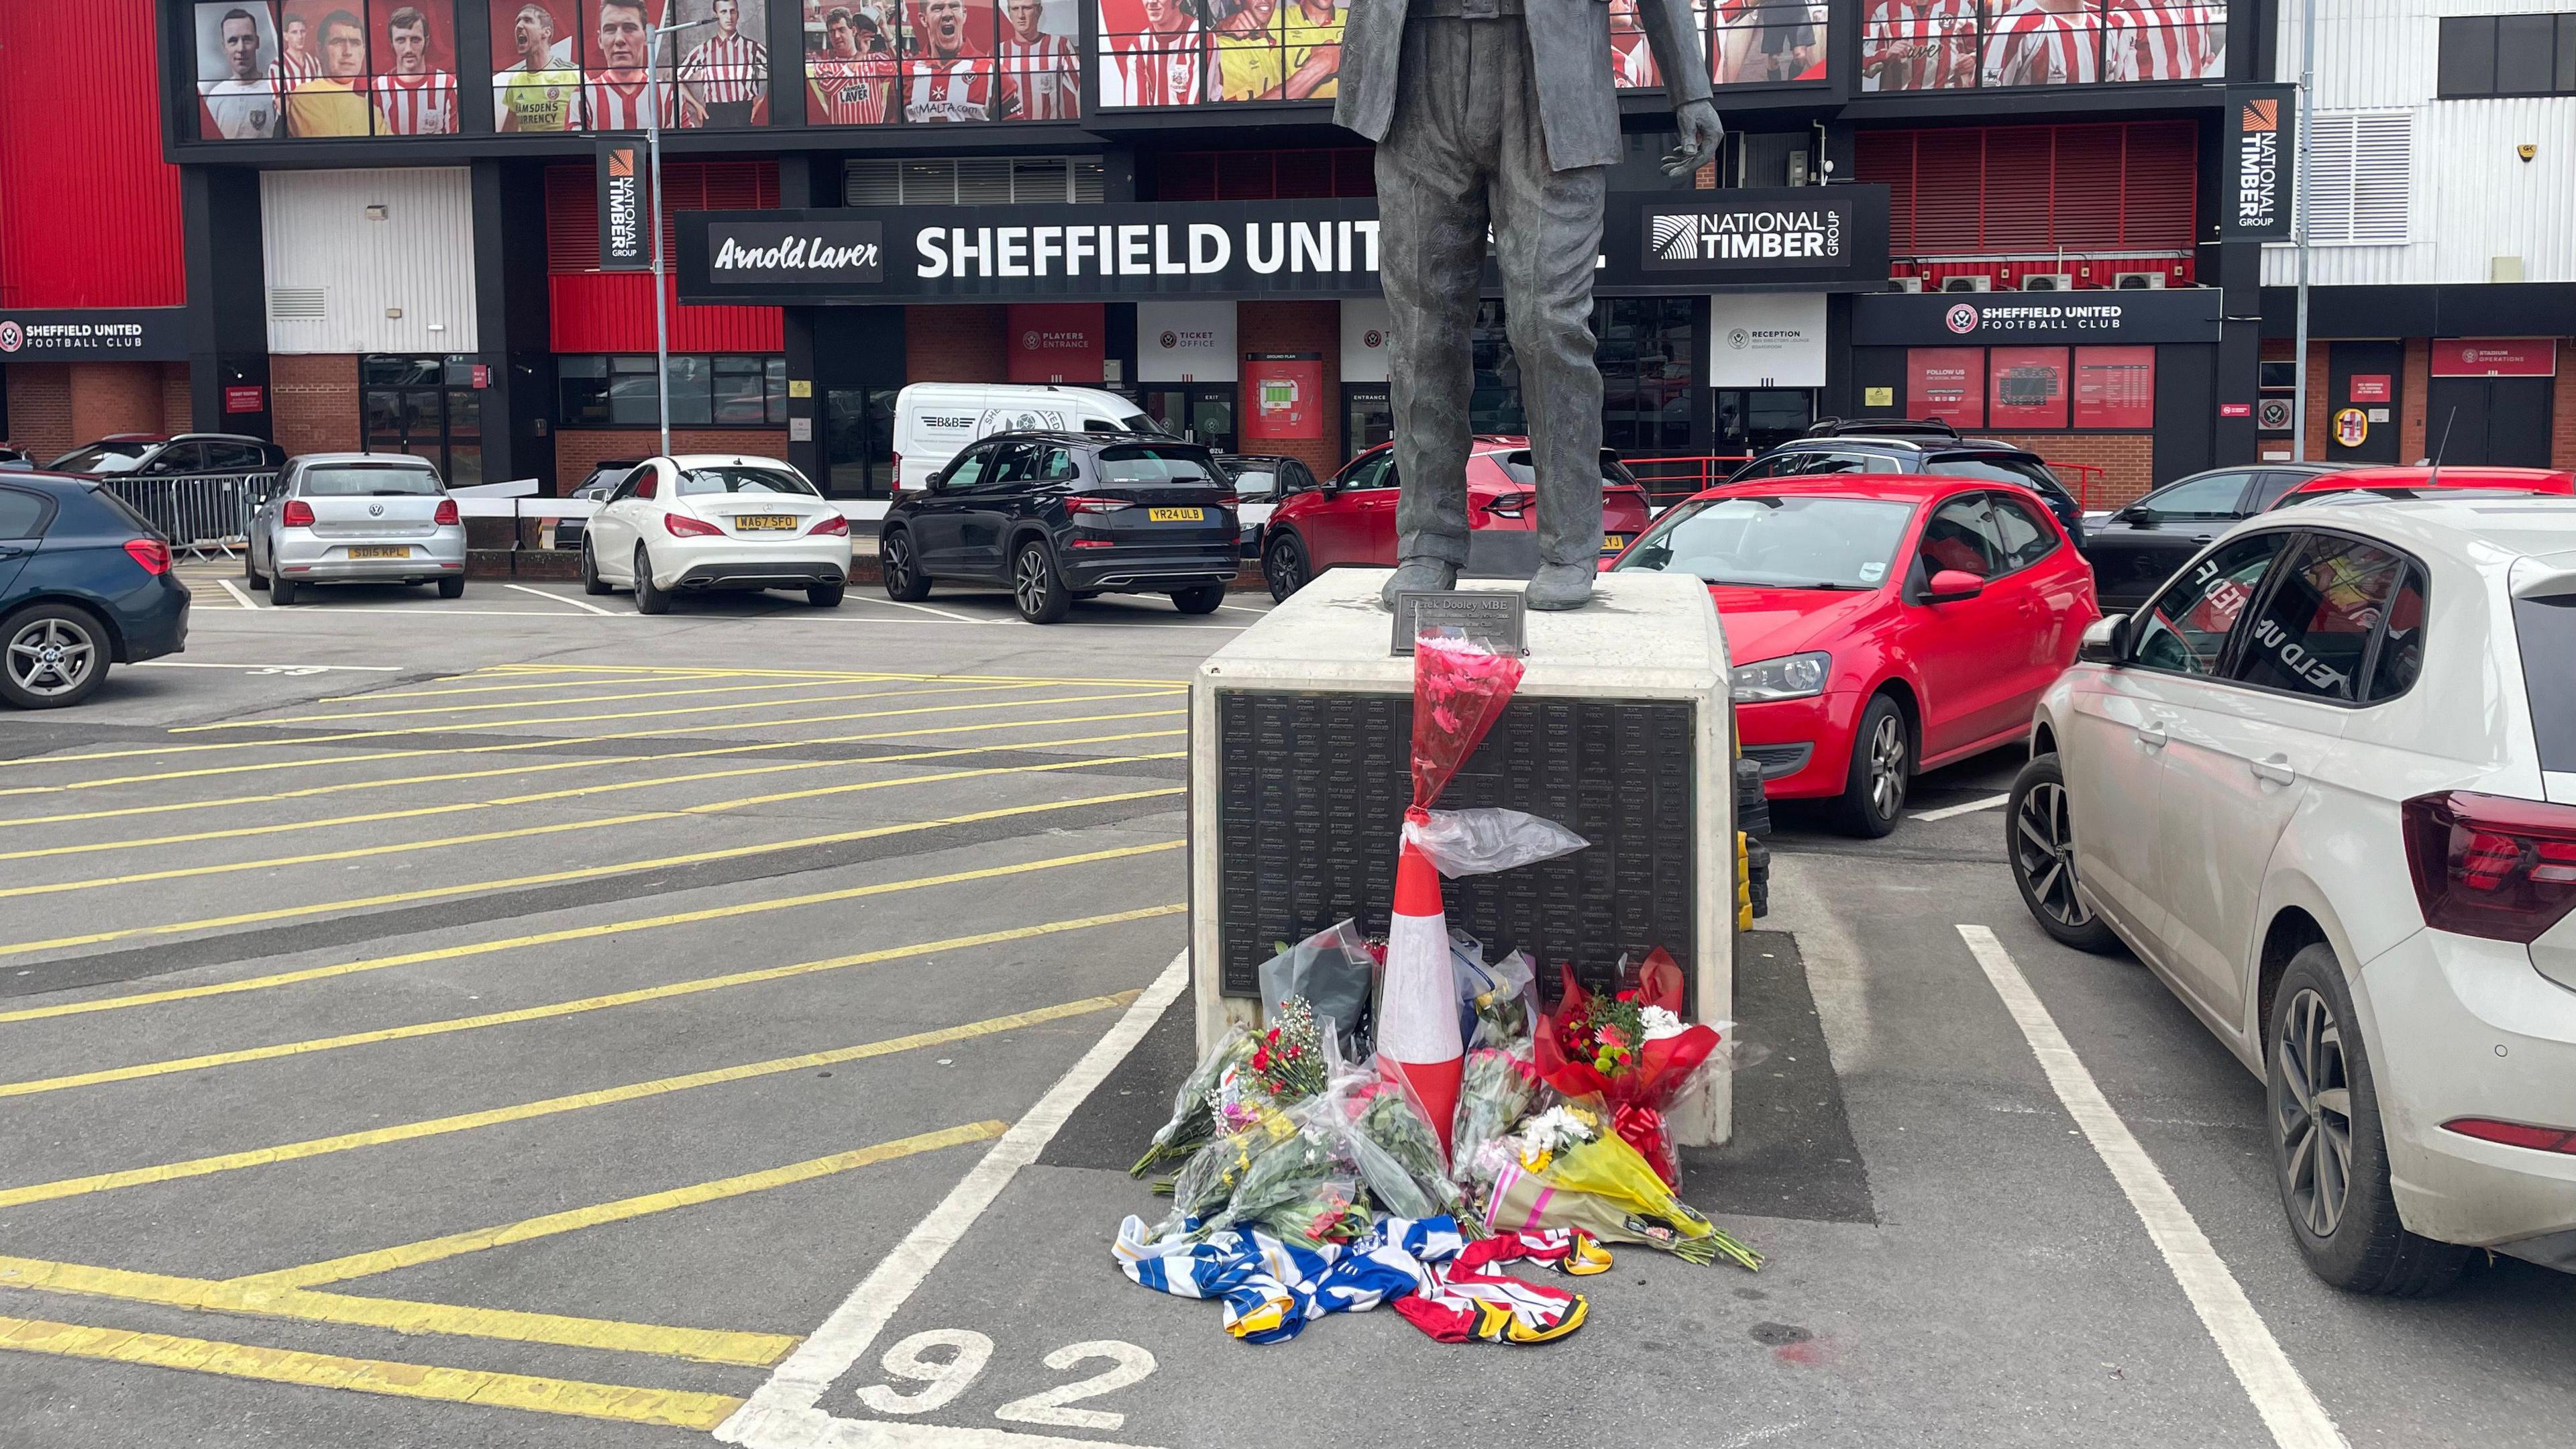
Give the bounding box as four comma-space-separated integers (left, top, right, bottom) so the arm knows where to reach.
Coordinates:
2224, 87, 2296, 242
0, 308, 187, 362
598, 139, 650, 272
1853, 288, 2225, 346
679, 189, 1893, 305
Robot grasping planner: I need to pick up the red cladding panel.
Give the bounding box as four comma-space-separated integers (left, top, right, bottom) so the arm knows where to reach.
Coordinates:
0, 1, 185, 307
1856, 121, 2198, 258
549, 272, 784, 353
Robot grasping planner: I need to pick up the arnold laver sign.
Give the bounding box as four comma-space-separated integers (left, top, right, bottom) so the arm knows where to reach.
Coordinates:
706, 221, 885, 283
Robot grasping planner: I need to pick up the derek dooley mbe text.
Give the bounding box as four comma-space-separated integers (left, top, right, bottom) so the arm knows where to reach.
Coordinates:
917, 219, 1382, 280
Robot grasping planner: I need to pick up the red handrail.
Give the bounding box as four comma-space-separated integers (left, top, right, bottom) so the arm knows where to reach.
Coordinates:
2043, 461, 2109, 511
1621, 454, 1754, 508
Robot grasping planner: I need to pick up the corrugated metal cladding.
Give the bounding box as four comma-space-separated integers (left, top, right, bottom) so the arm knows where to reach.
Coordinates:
544, 161, 780, 352
2262, 0, 2576, 287
0, 0, 184, 307
1858, 123, 2198, 256
262, 169, 479, 354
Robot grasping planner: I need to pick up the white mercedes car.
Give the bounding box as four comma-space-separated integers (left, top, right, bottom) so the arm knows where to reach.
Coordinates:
2009, 494, 2576, 1294
577, 455, 851, 613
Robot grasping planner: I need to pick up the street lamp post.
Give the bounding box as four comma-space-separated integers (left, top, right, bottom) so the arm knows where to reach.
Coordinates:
646, 16, 713, 460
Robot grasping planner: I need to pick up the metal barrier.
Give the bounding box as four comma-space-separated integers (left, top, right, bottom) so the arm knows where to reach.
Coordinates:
98, 472, 281, 561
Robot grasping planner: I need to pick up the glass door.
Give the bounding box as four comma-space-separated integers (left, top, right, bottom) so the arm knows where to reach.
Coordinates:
360, 356, 483, 486
1713, 388, 1816, 461
1343, 384, 1391, 456
1139, 385, 1239, 452
824, 387, 901, 498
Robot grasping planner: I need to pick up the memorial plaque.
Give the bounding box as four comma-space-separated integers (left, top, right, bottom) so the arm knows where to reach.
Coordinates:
1390, 591, 1528, 656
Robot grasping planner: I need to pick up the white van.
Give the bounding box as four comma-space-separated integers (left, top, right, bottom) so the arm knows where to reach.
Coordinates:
890, 384, 1165, 490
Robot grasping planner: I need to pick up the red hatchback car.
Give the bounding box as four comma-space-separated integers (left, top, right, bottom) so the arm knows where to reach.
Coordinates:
2270, 464, 2576, 508
1260, 435, 1653, 600
1608, 475, 2100, 835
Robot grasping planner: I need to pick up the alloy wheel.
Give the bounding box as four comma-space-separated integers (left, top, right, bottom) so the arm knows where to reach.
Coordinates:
1265, 541, 1303, 598
884, 535, 911, 592
6, 616, 97, 699
2275, 986, 2354, 1239
2013, 780, 2094, 928
1015, 546, 1051, 616
1867, 712, 1906, 818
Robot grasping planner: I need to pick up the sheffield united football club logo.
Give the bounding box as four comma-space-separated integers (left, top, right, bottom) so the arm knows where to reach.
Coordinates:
0, 321, 19, 354
1363, 329, 1383, 349
1945, 303, 1980, 335
1159, 330, 1179, 350
1022, 330, 1040, 350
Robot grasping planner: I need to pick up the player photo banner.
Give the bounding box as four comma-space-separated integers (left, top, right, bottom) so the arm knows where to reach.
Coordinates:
1860, 0, 2226, 92
1709, 0, 1829, 85
1093, 0, 1342, 107
197, 2, 460, 138
490, 1, 767, 131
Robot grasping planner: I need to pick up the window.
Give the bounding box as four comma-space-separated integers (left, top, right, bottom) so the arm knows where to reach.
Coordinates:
488, 1, 769, 135
2229, 535, 2414, 704
2133, 472, 2253, 519
674, 465, 816, 497
1860, 2, 2224, 93
0, 487, 51, 539
1918, 495, 2002, 579
846, 156, 1104, 203
2369, 564, 2428, 703
2247, 472, 2313, 511
1988, 495, 2060, 570
2306, 113, 2413, 246
557, 354, 787, 428
1341, 451, 1396, 490
146, 444, 212, 476
1097, 446, 1218, 484
2133, 531, 2294, 676
2438, 15, 2576, 97
1040, 448, 1079, 482
1613, 495, 1915, 590
202, 440, 273, 472
989, 443, 1045, 487
2514, 594, 2576, 770
195, 1, 464, 141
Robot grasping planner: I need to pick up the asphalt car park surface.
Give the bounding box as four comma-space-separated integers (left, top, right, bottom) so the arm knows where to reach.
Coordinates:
0, 566, 2567, 1448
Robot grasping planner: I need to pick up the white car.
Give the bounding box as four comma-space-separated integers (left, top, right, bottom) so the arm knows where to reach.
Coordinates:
577, 455, 850, 614
2009, 494, 2576, 1294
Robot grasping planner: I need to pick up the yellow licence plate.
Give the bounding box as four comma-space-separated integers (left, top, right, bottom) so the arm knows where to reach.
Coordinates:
1147, 506, 1205, 523
347, 545, 409, 559
1601, 535, 1627, 552
734, 515, 798, 531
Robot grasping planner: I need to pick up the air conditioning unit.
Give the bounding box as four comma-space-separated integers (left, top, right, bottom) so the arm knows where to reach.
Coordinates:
2113, 271, 2168, 289
2021, 274, 2076, 292
1940, 275, 1992, 292
1889, 277, 1925, 292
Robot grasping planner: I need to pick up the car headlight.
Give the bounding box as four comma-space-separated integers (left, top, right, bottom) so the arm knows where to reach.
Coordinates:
1731, 651, 1831, 702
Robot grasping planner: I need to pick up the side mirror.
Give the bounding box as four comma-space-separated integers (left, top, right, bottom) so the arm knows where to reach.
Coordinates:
2112, 504, 2146, 525
1925, 568, 1985, 603
2079, 614, 2131, 665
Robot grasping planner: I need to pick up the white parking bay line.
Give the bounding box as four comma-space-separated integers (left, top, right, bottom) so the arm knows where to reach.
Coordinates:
131, 661, 402, 672
720, 951, 1188, 1449
857, 596, 994, 626
1915, 793, 2010, 822
503, 582, 618, 616
1953, 925, 2346, 1449
213, 578, 259, 610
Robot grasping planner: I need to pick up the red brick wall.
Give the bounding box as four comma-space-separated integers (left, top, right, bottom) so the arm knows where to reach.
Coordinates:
66, 362, 168, 443
1236, 300, 1342, 478
272, 354, 361, 458
906, 305, 1010, 383
1984, 432, 2154, 507
553, 429, 791, 494
160, 362, 193, 435
4, 362, 72, 461
2555, 357, 2576, 471
2400, 337, 2430, 465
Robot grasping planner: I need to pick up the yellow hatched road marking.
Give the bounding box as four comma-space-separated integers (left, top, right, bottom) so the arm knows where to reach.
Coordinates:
0, 706, 1182, 829
234, 675, 902, 727
0, 790, 1181, 967
0, 905, 1181, 1097
0, 1257, 797, 1367
324, 671, 934, 703
0, 729, 1184, 861
0, 993, 1132, 1210
480, 662, 1189, 688
165, 682, 1057, 737
0, 1314, 743, 1430
0, 687, 1179, 800
0, 751, 1181, 900
233, 1122, 1010, 1293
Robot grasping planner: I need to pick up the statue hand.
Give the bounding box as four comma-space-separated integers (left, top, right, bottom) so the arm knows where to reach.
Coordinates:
1662, 99, 1725, 177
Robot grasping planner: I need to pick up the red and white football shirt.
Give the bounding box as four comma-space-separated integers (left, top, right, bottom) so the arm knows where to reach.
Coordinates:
997, 30, 1079, 119
371, 70, 458, 134
809, 54, 898, 124
905, 52, 991, 123
585, 72, 682, 130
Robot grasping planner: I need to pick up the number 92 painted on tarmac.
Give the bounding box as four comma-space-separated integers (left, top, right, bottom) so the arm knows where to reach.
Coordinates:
853, 1329, 1158, 1432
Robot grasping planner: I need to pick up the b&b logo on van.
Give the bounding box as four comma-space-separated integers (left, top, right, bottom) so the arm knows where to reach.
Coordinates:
1945, 303, 1980, 335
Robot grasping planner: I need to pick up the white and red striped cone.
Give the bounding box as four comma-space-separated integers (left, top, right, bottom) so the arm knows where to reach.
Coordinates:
1378, 828, 1464, 1158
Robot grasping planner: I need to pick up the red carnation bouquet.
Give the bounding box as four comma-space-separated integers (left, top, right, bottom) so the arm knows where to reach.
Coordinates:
1532, 949, 1722, 1187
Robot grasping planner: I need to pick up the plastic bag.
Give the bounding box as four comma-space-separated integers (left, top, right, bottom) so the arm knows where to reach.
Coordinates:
1405, 808, 1589, 879
1449, 1045, 1543, 1191
1456, 943, 1538, 1053
1258, 920, 1376, 1060
1132, 1024, 1260, 1177
1335, 1073, 1469, 1224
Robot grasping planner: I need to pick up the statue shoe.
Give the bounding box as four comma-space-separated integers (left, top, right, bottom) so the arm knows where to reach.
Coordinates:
1381, 555, 1460, 610
1525, 562, 1596, 612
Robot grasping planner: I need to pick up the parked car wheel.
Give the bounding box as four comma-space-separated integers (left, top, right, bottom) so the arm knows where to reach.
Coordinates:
2268, 943, 2469, 1296
0, 602, 109, 710
1171, 583, 1226, 615
1013, 538, 1070, 625
633, 546, 672, 616
437, 576, 466, 600
1263, 532, 1309, 603
580, 539, 610, 596
880, 527, 931, 602
809, 580, 845, 609
1832, 693, 1909, 837
270, 572, 301, 606
2007, 753, 2124, 954
243, 544, 268, 590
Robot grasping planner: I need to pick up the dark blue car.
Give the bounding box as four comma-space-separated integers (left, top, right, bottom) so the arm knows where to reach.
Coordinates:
1, 473, 191, 708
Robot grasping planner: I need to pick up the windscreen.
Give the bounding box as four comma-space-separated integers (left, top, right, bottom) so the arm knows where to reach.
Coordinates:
1499, 452, 1633, 488
1119, 412, 1178, 438
1612, 494, 1915, 590
301, 466, 443, 496
49, 442, 152, 474
1097, 446, 1217, 485
1927, 455, 2070, 502
676, 466, 819, 498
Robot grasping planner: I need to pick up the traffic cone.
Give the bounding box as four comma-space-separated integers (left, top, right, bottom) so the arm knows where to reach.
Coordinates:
1379, 824, 1464, 1157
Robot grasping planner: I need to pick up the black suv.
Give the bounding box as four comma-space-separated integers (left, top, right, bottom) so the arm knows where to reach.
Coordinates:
879, 431, 1240, 624
47, 433, 284, 478
2082, 463, 2336, 611
1728, 419, 2088, 546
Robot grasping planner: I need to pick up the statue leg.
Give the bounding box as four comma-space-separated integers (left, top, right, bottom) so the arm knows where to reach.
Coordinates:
1374, 19, 1487, 575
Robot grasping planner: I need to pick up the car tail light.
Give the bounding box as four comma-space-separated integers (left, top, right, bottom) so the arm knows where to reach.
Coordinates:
807, 513, 850, 536
433, 498, 460, 526
280, 499, 315, 528
2401, 791, 2576, 943
2442, 1117, 2576, 1154
1486, 491, 1536, 519
1068, 496, 1132, 516
663, 513, 724, 537
123, 538, 170, 575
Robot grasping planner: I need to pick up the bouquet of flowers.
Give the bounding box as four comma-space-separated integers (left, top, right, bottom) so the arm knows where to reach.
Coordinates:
1133, 996, 1332, 1179
1449, 1045, 1544, 1192
1409, 633, 1524, 812
1340, 1076, 1470, 1224
1130, 1025, 1260, 1178
1158, 1104, 1298, 1230
1483, 1106, 1762, 1271
1534, 949, 1724, 1187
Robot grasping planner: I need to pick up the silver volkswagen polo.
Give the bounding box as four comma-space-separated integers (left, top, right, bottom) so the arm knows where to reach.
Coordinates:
246, 454, 468, 606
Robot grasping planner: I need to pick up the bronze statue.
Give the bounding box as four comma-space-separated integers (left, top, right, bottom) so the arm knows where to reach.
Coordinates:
1336, 0, 1723, 610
